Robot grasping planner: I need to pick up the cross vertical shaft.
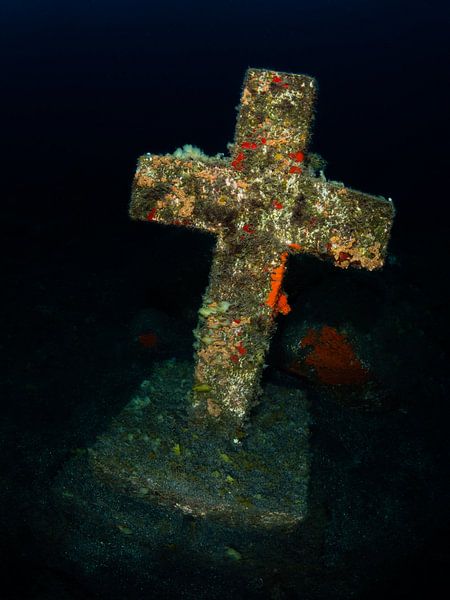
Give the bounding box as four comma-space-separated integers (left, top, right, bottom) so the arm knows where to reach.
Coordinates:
191, 236, 290, 426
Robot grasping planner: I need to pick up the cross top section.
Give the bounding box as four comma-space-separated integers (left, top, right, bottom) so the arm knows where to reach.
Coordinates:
129, 67, 395, 430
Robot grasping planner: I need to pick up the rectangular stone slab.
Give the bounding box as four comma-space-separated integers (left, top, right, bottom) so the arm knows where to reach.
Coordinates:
88, 360, 310, 528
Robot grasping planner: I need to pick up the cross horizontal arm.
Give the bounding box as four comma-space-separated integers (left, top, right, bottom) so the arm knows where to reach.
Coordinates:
286, 177, 395, 270
130, 153, 242, 234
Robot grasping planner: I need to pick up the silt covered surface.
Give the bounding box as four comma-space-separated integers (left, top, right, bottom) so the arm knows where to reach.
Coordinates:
88, 359, 310, 529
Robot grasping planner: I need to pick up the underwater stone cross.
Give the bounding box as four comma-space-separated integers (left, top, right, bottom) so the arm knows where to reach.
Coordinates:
130, 67, 394, 429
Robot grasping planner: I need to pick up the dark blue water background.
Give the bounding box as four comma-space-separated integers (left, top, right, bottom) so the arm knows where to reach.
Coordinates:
2, 1, 449, 598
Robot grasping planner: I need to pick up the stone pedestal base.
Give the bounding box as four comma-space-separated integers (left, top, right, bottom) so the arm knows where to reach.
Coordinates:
44, 360, 322, 598
88, 359, 310, 529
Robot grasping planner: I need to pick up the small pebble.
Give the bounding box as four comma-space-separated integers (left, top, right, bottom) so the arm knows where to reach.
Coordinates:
117, 525, 133, 535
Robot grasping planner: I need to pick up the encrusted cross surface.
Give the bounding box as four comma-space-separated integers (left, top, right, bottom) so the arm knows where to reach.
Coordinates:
130, 67, 395, 429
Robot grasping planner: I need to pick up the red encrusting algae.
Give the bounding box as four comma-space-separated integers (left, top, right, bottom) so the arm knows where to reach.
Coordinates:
138, 332, 159, 349
146, 207, 157, 221
232, 152, 245, 171
300, 325, 369, 385
266, 252, 291, 316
